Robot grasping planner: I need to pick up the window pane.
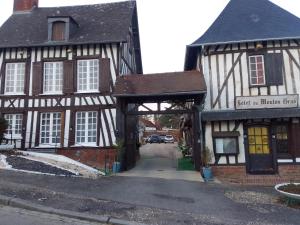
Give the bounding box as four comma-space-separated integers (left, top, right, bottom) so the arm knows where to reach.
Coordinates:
4, 114, 23, 137
76, 111, 97, 144
77, 60, 99, 92
40, 112, 61, 145
215, 138, 238, 154
44, 62, 63, 93
5, 63, 25, 94
249, 55, 265, 86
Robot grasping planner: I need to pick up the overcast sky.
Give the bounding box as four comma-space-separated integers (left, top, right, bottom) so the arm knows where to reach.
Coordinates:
1, 0, 300, 74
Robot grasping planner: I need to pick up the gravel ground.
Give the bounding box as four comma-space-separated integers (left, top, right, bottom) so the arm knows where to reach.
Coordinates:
6, 156, 76, 176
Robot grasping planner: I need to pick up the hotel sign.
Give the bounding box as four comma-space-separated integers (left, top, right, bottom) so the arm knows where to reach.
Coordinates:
235, 95, 299, 110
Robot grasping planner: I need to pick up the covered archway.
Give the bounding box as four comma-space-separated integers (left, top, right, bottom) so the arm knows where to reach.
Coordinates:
113, 71, 207, 171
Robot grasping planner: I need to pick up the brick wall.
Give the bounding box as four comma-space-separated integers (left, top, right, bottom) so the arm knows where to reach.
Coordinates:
212, 165, 300, 186
57, 148, 117, 170
14, 0, 39, 12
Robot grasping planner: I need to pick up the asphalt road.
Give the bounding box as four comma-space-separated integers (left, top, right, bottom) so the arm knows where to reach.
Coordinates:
0, 144, 299, 225
0, 205, 103, 225
119, 143, 202, 181
0, 169, 299, 225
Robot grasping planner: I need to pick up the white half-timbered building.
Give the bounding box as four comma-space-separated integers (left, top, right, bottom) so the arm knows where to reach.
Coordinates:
0, 0, 142, 168
185, 0, 300, 179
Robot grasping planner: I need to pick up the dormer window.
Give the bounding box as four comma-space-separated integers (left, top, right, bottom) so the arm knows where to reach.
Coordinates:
48, 17, 78, 42
52, 21, 66, 41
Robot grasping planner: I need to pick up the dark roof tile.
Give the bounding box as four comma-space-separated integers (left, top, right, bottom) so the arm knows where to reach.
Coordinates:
191, 0, 300, 46
0, 1, 135, 48
114, 71, 206, 97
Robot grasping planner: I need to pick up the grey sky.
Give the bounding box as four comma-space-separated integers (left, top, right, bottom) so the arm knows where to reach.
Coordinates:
1, 0, 300, 74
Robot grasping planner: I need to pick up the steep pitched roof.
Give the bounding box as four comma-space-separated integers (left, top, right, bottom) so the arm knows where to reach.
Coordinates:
0, 1, 136, 48
191, 0, 300, 46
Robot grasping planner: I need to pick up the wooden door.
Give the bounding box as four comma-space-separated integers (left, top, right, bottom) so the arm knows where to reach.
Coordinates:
246, 126, 276, 174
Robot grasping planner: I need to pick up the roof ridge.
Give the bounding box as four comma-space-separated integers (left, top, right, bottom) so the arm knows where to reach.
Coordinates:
39, 0, 135, 10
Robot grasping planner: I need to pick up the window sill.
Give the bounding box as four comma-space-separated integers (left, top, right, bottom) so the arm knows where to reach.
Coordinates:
4, 135, 22, 140
71, 144, 98, 148
37, 145, 61, 148
249, 84, 267, 88
75, 91, 100, 94
215, 153, 239, 156
39, 93, 63, 96
2, 93, 26, 96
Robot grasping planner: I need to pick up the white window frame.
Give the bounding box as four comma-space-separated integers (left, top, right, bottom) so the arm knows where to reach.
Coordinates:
43, 61, 63, 94
77, 59, 99, 93
75, 111, 97, 146
4, 62, 25, 95
40, 112, 61, 147
214, 137, 239, 155
4, 114, 23, 139
249, 55, 266, 86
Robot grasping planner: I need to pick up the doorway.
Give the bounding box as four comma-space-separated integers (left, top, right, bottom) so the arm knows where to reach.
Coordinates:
246, 126, 276, 174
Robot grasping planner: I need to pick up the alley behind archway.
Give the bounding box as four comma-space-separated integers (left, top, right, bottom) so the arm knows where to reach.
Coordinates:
119, 143, 203, 182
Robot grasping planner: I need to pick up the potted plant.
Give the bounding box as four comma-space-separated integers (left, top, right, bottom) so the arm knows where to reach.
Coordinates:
112, 139, 124, 173
201, 146, 213, 181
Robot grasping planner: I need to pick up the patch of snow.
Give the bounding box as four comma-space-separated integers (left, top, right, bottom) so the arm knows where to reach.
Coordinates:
0, 154, 12, 169
19, 151, 105, 176
0, 145, 14, 151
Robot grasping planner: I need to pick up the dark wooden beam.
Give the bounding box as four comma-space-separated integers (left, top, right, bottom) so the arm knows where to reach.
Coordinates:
127, 109, 193, 116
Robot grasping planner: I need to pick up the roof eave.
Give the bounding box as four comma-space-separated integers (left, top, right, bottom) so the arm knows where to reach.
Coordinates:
188, 36, 300, 48
0, 39, 127, 49
113, 90, 207, 98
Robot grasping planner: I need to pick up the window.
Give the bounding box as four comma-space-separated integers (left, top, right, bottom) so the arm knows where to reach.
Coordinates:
43, 62, 63, 94
76, 111, 97, 145
52, 21, 66, 41
77, 59, 99, 92
248, 127, 270, 154
249, 55, 265, 86
275, 125, 289, 155
5, 63, 25, 94
40, 112, 61, 146
214, 137, 238, 154
4, 114, 23, 138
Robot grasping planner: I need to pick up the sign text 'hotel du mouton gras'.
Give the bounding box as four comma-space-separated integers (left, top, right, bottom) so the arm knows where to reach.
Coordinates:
235, 95, 299, 110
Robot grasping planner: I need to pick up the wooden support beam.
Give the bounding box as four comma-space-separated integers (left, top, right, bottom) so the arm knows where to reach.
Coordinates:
126, 109, 193, 116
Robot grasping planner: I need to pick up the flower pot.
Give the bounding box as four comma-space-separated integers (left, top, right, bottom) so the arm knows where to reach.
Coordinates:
275, 183, 300, 200
202, 167, 213, 181
112, 162, 121, 173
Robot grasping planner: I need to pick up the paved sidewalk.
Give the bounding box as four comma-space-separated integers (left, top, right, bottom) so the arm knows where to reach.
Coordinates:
0, 205, 105, 225
119, 143, 203, 182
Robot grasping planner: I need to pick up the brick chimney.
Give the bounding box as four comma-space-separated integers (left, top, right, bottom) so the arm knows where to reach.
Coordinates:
13, 0, 39, 13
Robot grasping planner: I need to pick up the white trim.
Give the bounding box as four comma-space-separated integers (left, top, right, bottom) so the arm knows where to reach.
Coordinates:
248, 55, 266, 86
75, 111, 97, 145
77, 59, 99, 92
278, 159, 293, 163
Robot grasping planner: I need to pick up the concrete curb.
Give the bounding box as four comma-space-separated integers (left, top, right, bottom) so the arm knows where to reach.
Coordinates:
0, 194, 147, 225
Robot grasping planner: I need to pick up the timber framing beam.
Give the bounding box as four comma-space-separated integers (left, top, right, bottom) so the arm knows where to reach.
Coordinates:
126, 109, 193, 116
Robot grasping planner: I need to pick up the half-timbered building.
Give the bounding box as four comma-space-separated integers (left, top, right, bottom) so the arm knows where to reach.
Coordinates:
0, 0, 142, 168
185, 0, 300, 182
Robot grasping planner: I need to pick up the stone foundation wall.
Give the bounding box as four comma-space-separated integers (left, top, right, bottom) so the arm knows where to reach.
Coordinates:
57, 148, 117, 170
212, 165, 300, 186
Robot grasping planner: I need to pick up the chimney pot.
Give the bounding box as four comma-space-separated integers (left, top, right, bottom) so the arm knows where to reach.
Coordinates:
13, 0, 39, 13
